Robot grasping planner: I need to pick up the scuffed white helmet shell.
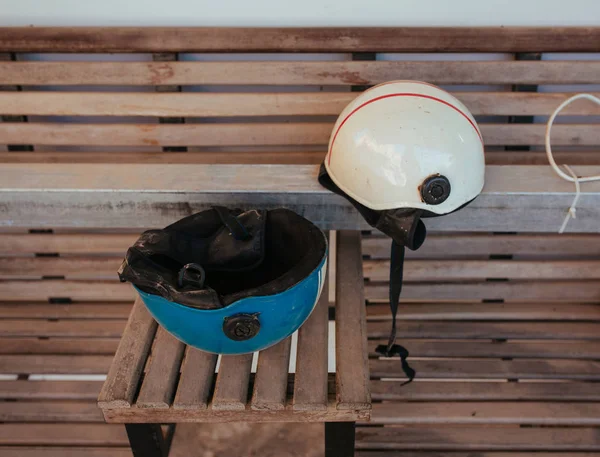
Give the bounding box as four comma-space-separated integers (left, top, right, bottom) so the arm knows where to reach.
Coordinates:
324, 81, 485, 214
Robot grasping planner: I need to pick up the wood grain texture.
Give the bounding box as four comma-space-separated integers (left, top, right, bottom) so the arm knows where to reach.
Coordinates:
0, 232, 135, 254
211, 353, 253, 411
4, 164, 600, 232
335, 231, 370, 410
0, 280, 134, 301
0, 448, 132, 457
370, 358, 600, 380
365, 281, 600, 302
364, 259, 600, 281
0, 122, 597, 146
0, 355, 113, 374
366, 302, 600, 321
98, 298, 157, 408
0, 302, 130, 318
135, 326, 185, 408
0, 150, 328, 165
370, 380, 600, 401
2, 91, 600, 116
370, 402, 600, 425
2, 60, 600, 86
0, 380, 102, 400
0, 337, 119, 354
357, 453, 600, 457
0, 27, 598, 53
102, 401, 369, 423
0, 424, 128, 446
173, 347, 217, 410
363, 233, 600, 258
0, 319, 124, 337
368, 340, 600, 359
293, 273, 329, 411
251, 337, 292, 411
0, 256, 121, 278
367, 321, 600, 340
355, 426, 600, 451
0, 401, 104, 423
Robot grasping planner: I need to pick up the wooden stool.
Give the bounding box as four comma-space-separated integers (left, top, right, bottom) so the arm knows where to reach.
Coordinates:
98, 231, 371, 457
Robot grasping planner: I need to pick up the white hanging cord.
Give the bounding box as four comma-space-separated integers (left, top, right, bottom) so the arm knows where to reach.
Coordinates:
545, 93, 600, 232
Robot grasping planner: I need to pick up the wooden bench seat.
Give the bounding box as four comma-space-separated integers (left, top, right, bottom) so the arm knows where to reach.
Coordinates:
1, 25, 600, 456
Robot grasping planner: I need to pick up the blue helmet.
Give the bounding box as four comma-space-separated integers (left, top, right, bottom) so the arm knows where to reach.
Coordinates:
118, 207, 328, 354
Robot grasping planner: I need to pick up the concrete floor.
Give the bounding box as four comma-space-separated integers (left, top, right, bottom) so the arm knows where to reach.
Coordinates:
171, 423, 324, 457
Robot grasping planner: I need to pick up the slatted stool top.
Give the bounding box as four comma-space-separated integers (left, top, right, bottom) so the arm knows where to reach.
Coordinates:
98, 231, 371, 423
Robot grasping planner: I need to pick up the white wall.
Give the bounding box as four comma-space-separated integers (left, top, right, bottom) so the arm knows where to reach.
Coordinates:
0, 0, 598, 26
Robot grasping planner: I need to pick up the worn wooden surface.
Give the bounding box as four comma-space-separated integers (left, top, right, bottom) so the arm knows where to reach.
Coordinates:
2, 91, 600, 116
0, 27, 598, 52
98, 233, 370, 423
2, 24, 600, 457
2, 60, 600, 86
4, 165, 600, 232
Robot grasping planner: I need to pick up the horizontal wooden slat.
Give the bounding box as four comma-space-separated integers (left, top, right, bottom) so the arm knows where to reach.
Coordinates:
0, 447, 132, 457
0, 337, 119, 355
0, 319, 124, 337
356, 453, 600, 457
0, 423, 128, 446
98, 298, 157, 409
3, 150, 600, 167
103, 402, 370, 423
355, 426, 600, 451
3, 164, 600, 232
0, 355, 112, 374
365, 281, 600, 302
0, 233, 135, 254
2, 92, 600, 117
0, 280, 134, 301
368, 340, 600, 359
0, 150, 328, 165
365, 259, 600, 281
0, 123, 597, 147
371, 402, 600, 425
0, 257, 121, 278
0, 380, 102, 400
363, 233, 600, 258
18, 257, 600, 282
0, 302, 131, 318
366, 302, 600, 321
371, 380, 600, 401
370, 358, 600, 380
0, 400, 104, 423
1, 60, 598, 86
367, 321, 600, 340
1, 27, 599, 53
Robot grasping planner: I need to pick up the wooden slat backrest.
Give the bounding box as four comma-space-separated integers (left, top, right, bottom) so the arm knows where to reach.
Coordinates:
0, 26, 599, 168
0, 27, 598, 53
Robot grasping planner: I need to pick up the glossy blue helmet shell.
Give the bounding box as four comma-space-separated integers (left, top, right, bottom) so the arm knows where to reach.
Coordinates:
120, 208, 329, 355
136, 254, 326, 354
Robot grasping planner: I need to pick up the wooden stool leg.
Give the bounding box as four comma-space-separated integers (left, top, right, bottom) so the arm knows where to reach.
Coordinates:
125, 423, 169, 457
325, 422, 356, 457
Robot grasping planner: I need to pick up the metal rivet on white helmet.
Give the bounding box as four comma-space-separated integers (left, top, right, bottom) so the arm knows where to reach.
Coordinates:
421, 175, 451, 205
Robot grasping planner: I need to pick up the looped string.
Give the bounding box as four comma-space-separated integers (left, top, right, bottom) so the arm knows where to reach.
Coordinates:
559, 165, 581, 234
546, 93, 600, 233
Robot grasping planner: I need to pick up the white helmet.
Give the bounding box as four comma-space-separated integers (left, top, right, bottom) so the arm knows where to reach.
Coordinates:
319, 80, 485, 249
318, 81, 485, 382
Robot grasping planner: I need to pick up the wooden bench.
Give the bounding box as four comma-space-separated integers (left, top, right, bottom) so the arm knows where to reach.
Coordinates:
1, 26, 600, 457
97, 230, 370, 457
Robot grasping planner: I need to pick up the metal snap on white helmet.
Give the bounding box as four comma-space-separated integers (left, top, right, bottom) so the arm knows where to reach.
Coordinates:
318, 81, 485, 383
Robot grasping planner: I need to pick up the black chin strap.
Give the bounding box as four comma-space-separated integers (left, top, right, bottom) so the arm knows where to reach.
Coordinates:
375, 240, 416, 385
